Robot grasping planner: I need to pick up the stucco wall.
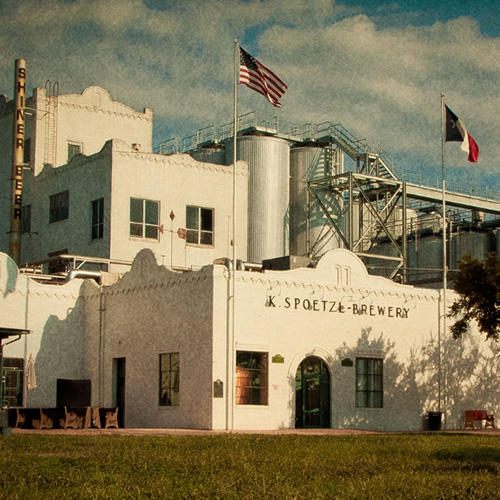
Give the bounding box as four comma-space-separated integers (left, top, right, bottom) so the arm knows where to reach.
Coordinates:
0, 252, 86, 407
21, 143, 112, 265
97, 249, 215, 429
227, 250, 500, 431
3, 248, 500, 431
39, 85, 153, 174
109, 146, 248, 271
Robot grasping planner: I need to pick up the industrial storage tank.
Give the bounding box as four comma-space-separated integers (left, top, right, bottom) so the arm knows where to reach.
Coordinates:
227, 135, 290, 263
365, 242, 402, 278
408, 235, 443, 285
289, 145, 343, 257
189, 142, 226, 165
450, 230, 494, 270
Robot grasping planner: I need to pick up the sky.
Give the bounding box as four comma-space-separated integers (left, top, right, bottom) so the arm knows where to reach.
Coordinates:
1, 0, 500, 193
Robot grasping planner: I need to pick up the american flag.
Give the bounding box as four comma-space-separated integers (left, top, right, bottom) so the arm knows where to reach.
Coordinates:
239, 47, 287, 108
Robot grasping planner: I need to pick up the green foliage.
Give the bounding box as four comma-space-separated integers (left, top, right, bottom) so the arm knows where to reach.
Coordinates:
449, 252, 500, 342
2, 434, 500, 499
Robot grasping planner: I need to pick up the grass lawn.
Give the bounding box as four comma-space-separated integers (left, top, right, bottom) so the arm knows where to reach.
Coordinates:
1, 433, 500, 499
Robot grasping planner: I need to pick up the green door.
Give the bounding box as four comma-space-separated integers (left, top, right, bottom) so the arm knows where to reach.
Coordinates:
295, 357, 330, 428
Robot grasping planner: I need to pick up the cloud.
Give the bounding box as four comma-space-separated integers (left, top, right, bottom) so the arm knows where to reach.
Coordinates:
0, 0, 499, 178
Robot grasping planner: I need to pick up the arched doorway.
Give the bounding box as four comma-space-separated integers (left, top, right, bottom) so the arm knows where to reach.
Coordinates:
295, 356, 330, 428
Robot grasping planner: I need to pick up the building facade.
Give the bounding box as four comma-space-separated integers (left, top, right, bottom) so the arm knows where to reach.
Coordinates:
2, 248, 498, 431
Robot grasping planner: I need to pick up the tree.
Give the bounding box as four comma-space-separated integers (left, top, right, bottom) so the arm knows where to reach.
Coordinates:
449, 252, 500, 342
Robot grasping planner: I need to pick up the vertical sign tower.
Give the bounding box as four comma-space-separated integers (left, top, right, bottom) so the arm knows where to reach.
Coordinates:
8, 59, 27, 265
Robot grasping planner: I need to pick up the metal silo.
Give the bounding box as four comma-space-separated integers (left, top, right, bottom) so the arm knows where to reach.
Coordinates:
450, 230, 493, 270
290, 145, 344, 257
228, 135, 290, 263
408, 235, 443, 284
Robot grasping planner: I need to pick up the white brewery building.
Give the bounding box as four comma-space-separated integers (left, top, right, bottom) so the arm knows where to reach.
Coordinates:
1, 78, 500, 431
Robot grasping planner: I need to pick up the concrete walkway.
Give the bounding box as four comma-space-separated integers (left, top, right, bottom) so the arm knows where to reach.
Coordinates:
10, 427, 500, 437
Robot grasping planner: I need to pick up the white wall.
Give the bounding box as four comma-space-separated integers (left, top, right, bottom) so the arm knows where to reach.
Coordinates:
109, 145, 248, 271
0, 252, 87, 408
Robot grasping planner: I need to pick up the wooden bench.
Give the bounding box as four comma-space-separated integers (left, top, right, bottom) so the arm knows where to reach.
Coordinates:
33, 408, 53, 430
60, 406, 84, 429
100, 407, 119, 428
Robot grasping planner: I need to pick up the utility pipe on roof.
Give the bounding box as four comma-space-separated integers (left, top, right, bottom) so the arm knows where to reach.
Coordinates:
65, 270, 102, 282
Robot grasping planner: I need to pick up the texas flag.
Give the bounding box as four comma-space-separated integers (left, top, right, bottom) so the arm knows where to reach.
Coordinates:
445, 105, 479, 163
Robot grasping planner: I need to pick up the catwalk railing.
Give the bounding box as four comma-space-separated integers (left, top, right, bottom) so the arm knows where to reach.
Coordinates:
158, 111, 500, 203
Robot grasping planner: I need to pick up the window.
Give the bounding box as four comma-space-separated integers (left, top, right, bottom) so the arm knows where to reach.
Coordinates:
49, 190, 69, 223
186, 205, 214, 246
236, 351, 268, 405
130, 198, 159, 239
91, 198, 104, 240
159, 353, 179, 406
1, 358, 24, 407
22, 205, 31, 233
68, 142, 82, 162
24, 138, 31, 165
356, 358, 383, 408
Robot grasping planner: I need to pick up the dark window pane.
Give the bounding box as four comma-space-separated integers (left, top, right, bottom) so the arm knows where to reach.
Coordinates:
145, 225, 158, 239
186, 206, 198, 230
200, 231, 213, 245
130, 199, 143, 223
186, 230, 198, 244
200, 208, 213, 231
145, 201, 158, 225
130, 223, 143, 237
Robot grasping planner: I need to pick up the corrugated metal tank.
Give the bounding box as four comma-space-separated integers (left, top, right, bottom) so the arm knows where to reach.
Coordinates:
289, 145, 343, 256
227, 135, 290, 263
408, 235, 443, 284
366, 242, 401, 278
450, 230, 494, 270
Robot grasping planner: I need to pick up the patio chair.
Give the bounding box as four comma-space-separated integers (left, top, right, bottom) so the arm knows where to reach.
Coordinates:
33, 408, 53, 430
485, 413, 495, 429
464, 411, 475, 429
59, 406, 84, 429
104, 407, 119, 429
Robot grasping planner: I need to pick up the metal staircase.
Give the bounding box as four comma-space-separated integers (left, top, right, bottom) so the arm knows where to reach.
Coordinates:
315, 122, 398, 180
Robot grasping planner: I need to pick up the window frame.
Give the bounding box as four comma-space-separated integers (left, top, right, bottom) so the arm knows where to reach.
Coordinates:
159, 353, 179, 407
49, 190, 69, 224
1, 357, 24, 408
186, 205, 214, 247
21, 204, 31, 234
236, 351, 269, 406
67, 142, 82, 162
91, 198, 104, 240
355, 357, 383, 408
129, 198, 160, 240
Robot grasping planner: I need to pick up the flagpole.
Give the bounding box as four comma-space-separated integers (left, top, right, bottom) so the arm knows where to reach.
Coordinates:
440, 93, 447, 429
225, 38, 238, 431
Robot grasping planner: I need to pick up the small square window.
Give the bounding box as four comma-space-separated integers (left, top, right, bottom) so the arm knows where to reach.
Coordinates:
49, 191, 69, 224
186, 205, 214, 246
130, 198, 159, 240
68, 142, 82, 162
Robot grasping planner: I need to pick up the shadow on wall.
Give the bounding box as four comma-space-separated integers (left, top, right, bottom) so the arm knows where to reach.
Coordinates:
29, 282, 96, 407
333, 328, 500, 430
1, 254, 19, 297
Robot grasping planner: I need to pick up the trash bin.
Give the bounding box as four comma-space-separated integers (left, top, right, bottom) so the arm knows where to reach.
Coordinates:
428, 411, 442, 431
